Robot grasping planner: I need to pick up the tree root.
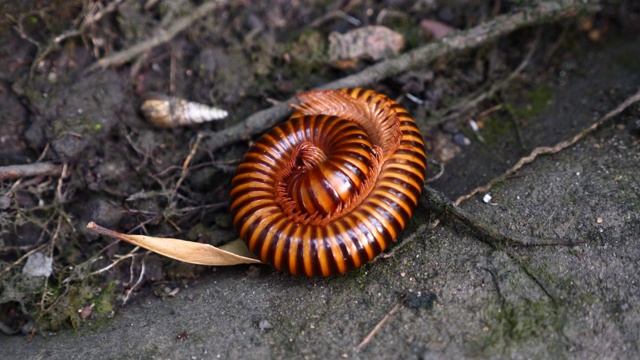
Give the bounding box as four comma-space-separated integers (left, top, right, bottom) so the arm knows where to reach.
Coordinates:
0, 162, 61, 180
421, 185, 582, 248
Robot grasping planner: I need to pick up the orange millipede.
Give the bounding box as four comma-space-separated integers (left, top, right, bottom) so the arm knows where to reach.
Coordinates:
229, 88, 427, 276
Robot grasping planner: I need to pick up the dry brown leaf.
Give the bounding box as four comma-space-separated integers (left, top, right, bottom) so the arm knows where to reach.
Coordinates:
86, 222, 262, 266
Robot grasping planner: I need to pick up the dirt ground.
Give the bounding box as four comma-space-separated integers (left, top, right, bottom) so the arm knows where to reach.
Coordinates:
1, 0, 639, 358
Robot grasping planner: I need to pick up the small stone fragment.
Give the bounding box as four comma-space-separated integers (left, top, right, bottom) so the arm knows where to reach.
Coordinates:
258, 319, 273, 331
328, 26, 404, 68
22, 252, 53, 277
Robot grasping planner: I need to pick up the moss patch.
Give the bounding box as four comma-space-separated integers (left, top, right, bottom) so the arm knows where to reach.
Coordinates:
512, 84, 554, 119
36, 279, 118, 332
472, 298, 564, 355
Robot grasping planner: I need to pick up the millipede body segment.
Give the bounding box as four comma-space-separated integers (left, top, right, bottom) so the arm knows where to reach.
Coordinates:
229, 88, 427, 276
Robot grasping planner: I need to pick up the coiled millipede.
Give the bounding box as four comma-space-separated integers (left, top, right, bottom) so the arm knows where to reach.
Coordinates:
229, 88, 427, 276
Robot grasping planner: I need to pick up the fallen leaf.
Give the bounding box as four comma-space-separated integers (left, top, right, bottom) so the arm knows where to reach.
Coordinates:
86, 222, 262, 266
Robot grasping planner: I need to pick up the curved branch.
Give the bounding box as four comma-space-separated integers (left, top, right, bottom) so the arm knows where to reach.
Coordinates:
202, 0, 600, 153
84, 0, 228, 73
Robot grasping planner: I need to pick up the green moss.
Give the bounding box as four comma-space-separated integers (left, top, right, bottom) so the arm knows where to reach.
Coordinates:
50, 113, 104, 138
474, 298, 564, 355
481, 301, 556, 352
473, 116, 513, 144
93, 281, 117, 315
36, 279, 119, 332
278, 29, 328, 88
472, 84, 555, 145
615, 51, 640, 71
512, 85, 554, 118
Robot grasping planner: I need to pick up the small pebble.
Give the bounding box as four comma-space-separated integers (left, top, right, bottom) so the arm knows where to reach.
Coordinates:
259, 319, 273, 331
0, 195, 10, 210
452, 133, 471, 146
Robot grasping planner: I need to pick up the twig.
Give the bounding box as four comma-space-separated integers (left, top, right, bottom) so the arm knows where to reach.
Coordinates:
0, 244, 42, 253
35, 143, 51, 163
357, 296, 406, 350
121, 125, 153, 168
84, 0, 228, 73
79, 0, 124, 30
0, 162, 62, 180
89, 248, 141, 277
122, 253, 148, 305
53, 0, 125, 45
433, 27, 541, 126
455, 87, 640, 205
425, 159, 445, 183
477, 104, 504, 118
9, 1, 124, 78
55, 163, 69, 203
48, 216, 64, 260
7, 12, 44, 48
199, 0, 600, 155
172, 133, 203, 198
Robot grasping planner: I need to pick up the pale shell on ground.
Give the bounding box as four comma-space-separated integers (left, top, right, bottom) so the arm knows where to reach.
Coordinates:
141, 95, 228, 128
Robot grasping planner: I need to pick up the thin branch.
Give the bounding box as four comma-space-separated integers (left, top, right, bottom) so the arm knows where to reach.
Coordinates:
122, 253, 147, 305
84, 0, 228, 73
53, 0, 125, 45
0, 162, 62, 181
432, 27, 542, 126
200, 0, 600, 155
55, 163, 69, 203
425, 159, 445, 183
89, 248, 140, 277
171, 133, 203, 199
357, 296, 406, 350
79, 0, 124, 30
455, 87, 640, 205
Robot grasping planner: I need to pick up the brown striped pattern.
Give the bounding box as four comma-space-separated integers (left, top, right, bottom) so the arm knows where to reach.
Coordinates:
229, 89, 427, 276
